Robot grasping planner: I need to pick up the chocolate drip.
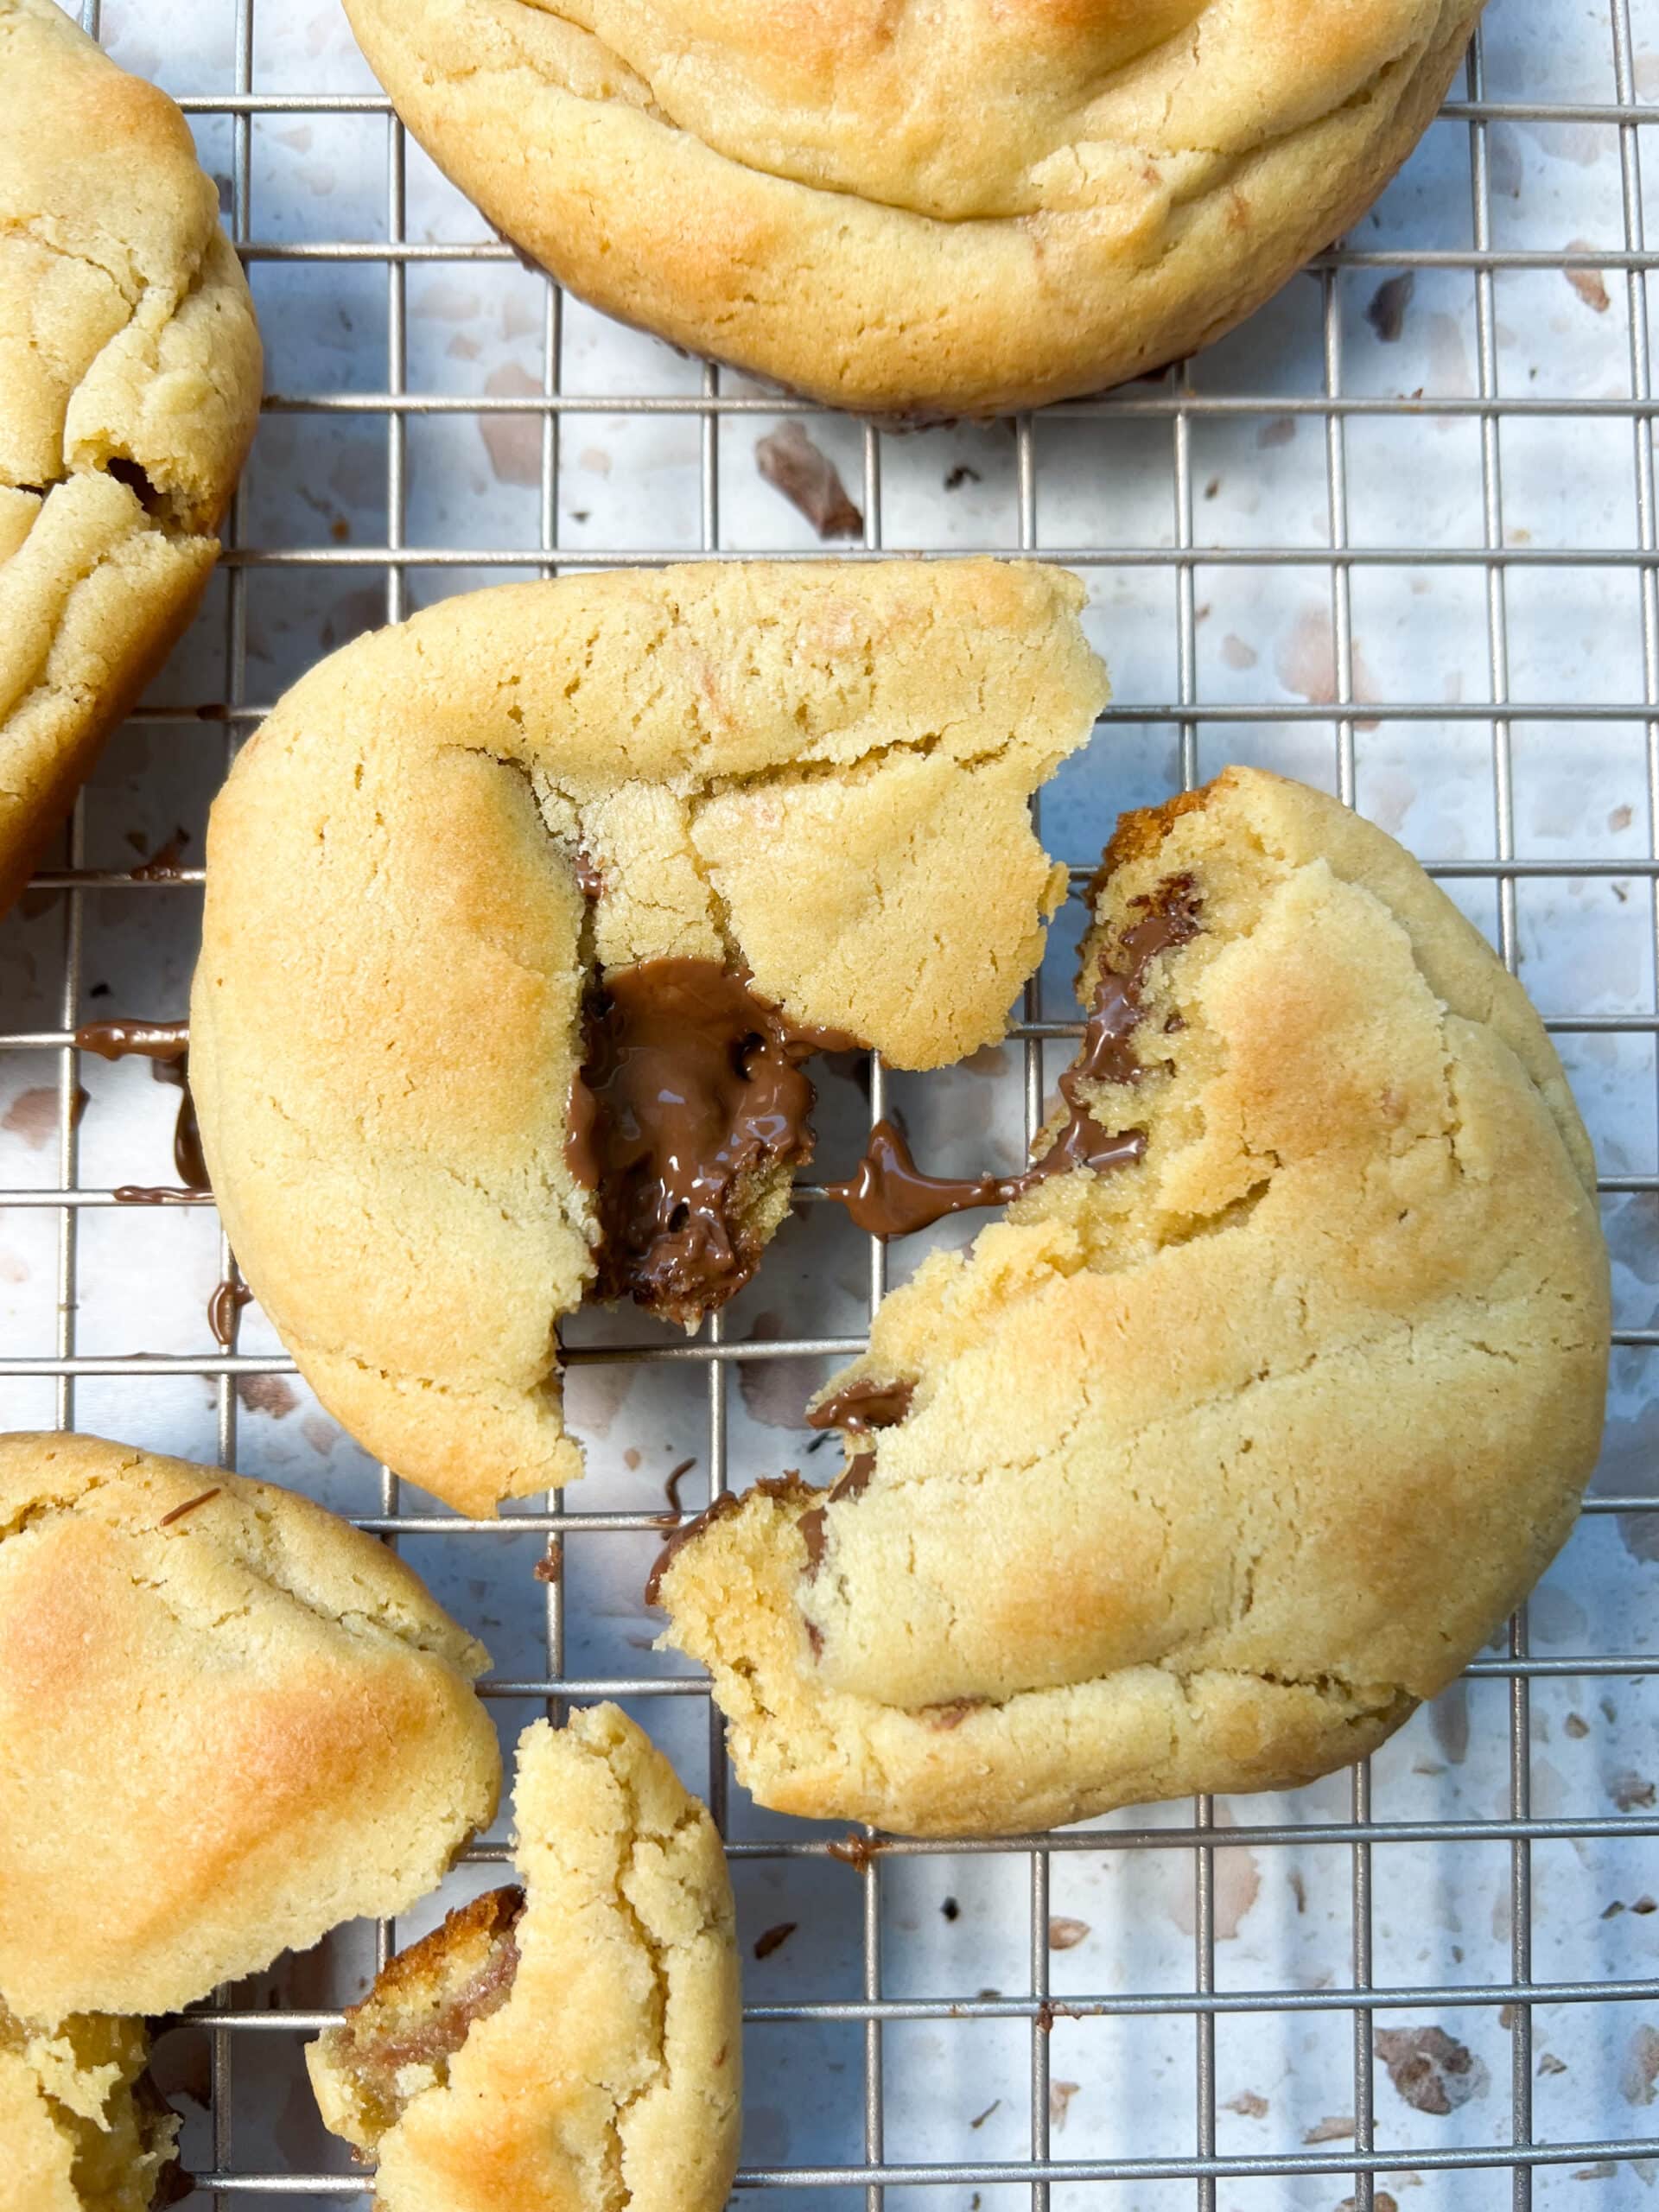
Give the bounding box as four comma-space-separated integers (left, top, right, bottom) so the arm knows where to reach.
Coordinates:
566, 958, 855, 1323
77, 1017, 210, 1198
826, 873, 1200, 1240
74, 1019, 188, 1063
207, 1279, 253, 1347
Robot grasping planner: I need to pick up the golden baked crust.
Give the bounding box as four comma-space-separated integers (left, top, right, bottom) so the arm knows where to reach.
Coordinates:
308, 1706, 741, 2212
0, 1433, 501, 2022
1, 2005, 179, 2212
190, 558, 1107, 1517
657, 766, 1611, 1835
339, 0, 1480, 416
0, 0, 262, 912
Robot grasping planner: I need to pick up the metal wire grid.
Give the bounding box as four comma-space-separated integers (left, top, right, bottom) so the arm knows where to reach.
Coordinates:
0, 0, 1655, 2202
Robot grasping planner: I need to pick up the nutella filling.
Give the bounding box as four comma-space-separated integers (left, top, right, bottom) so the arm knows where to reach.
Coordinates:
826, 874, 1200, 1239
798, 1376, 916, 1573
327, 1885, 525, 2135
566, 958, 855, 1320
75, 1019, 211, 1201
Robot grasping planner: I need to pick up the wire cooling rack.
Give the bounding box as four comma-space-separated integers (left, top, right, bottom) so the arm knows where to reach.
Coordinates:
3, 0, 1659, 2205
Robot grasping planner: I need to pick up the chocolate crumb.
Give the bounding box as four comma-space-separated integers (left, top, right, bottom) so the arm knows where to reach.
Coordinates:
755, 422, 863, 539
941, 1897, 960, 1922
157, 1488, 219, 1529
969, 2100, 1000, 2129
532, 1541, 563, 1583
944, 464, 982, 492
753, 1922, 798, 1961
826, 1833, 882, 1873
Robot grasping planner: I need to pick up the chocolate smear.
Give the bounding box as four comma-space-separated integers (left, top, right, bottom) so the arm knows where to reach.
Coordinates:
567, 958, 855, 1324
826, 874, 1200, 1239
755, 421, 863, 540
574, 848, 604, 901
807, 1376, 915, 1437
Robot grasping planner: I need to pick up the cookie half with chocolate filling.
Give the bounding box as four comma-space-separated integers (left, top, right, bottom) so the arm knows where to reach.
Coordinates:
652, 766, 1611, 1836
191, 558, 1107, 1516
308, 1706, 740, 2212
0, 2003, 181, 2212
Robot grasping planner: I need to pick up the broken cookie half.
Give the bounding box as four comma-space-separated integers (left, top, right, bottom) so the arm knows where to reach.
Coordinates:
0, 1433, 501, 2024
653, 767, 1611, 1835
191, 557, 1108, 1516
0, 0, 262, 912
1, 2003, 181, 2212
308, 1705, 741, 2212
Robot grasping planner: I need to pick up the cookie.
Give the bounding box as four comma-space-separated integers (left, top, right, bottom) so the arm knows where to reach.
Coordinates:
339, 0, 1478, 418
0, 0, 262, 913
0, 1433, 501, 2022
1, 2004, 179, 2212
655, 766, 1611, 1836
308, 1705, 741, 2212
191, 558, 1107, 1517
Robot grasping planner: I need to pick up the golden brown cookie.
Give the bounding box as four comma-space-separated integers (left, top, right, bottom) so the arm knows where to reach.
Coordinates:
308, 1705, 741, 2212
0, 1433, 500, 2022
0, 2004, 179, 2212
0, 0, 262, 913
656, 766, 1611, 1835
339, 0, 1479, 417
191, 558, 1107, 1517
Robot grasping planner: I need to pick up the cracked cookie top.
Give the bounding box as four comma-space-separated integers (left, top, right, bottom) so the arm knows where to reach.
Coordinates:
189, 558, 1107, 1517
654, 766, 1611, 1836
0, 1432, 500, 2023
308, 1705, 741, 2212
340, 0, 1479, 413
0, 0, 262, 910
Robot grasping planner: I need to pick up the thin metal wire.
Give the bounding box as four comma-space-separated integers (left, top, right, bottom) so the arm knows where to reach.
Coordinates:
11, 10, 1656, 2202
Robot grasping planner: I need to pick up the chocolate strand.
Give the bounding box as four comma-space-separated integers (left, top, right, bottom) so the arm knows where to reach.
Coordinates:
825, 873, 1199, 1240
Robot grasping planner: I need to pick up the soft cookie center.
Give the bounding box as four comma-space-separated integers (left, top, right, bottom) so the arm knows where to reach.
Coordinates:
565, 957, 854, 1323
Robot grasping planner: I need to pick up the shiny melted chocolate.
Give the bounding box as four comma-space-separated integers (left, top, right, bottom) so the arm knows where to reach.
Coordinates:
566, 959, 855, 1323
826, 874, 1201, 1239
75, 1019, 212, 1201
798, 1376, 916, 1573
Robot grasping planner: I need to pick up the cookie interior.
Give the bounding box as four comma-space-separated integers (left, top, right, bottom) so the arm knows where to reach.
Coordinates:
567, 957, 850, 1327
308, 1886, 524, 2154
0, 2000, 181, 2212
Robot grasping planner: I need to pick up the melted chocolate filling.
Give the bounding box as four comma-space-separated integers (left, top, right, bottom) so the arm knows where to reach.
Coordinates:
798, 1376, 917, 1575
566, 958, 855, 1321
826, 874, 1200, 1239
75, 1019, 212, 1201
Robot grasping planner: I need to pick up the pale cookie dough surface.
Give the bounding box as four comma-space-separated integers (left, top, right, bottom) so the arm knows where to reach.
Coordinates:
658, 766, 1611, 1836
0, 0, 262, 912
0, 2005, 179, 2212
340, 0, 1480, 416
191, 558, 1106, 1517
0, 1433, 501, 2023
308, 1705, 741, 2212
